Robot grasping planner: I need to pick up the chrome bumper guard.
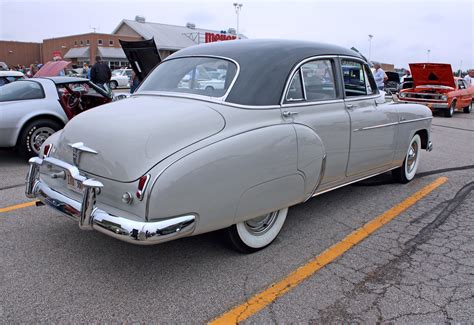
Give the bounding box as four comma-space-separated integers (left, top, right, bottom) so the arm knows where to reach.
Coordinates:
26, 157, 196, 245
427, 140, 433, 152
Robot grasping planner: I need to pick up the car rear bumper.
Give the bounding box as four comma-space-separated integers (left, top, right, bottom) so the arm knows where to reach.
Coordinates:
26, 157, 196, 245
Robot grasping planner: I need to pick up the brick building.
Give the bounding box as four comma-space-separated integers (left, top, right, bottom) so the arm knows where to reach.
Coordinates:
42, 33, 140, 68
0, 41, 42, 67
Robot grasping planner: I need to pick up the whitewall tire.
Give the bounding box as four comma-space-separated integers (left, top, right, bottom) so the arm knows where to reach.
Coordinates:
392, 134, 421, 183
227, 208, 288, 253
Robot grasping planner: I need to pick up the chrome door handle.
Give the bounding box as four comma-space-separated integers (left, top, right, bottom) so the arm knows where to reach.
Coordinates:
346, 104, 357, 110
282, 111, 298, 117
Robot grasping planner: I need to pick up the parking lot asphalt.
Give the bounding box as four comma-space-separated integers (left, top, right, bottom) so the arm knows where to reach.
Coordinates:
1, 112, 473, 323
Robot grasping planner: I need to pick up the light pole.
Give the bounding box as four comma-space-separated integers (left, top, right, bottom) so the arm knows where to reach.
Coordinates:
233, 3, 243, 39
427, 49, 431, 63
368, 34, 374, 62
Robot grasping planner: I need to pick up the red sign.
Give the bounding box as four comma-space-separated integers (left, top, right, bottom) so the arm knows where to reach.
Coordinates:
52, 51, 62, 59
205, 32, 237, 43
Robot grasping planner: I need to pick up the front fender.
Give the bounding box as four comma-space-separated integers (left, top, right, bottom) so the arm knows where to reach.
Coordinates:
147, 124, 304, 235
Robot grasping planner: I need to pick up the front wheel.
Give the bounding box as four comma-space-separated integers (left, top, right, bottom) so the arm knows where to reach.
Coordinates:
392, 134, 421, 183
226, 208, 288, 253
463, 100, 472, 113
110, 81, 118, 89
444, 101, 455, 117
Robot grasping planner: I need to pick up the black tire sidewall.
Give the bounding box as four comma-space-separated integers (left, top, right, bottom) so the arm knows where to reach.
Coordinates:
19, 119, 61, 158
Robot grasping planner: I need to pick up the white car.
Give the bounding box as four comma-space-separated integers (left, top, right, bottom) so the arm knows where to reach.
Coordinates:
0, 70, 25, 86
110, 69, 132, 89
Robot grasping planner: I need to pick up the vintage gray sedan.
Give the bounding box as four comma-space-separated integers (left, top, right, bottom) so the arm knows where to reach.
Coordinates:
26, 40, 433, 253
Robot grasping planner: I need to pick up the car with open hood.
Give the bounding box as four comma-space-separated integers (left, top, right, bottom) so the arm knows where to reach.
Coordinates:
397, 63, 473, 117
0, 77, 119, 158
26, 40, 433, 253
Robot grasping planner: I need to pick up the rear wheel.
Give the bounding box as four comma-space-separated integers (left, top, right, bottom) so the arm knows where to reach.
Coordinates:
18, 119, 61, 159
392, 134, 421, 183
444, 101, 455, 117
226, 208, 288, 253
463, 100, 472, 113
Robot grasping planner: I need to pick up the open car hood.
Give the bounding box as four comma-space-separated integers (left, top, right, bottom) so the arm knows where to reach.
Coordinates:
385, 71, 400, 83
119, 38, 161, 82
34, 61, 70, 77
409, 63, 455, 88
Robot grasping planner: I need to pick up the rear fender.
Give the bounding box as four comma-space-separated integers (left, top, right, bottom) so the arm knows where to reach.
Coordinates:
147, 124, 303, 234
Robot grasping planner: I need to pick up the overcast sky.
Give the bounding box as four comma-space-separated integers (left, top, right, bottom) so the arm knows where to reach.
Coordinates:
1, 0, 473, 70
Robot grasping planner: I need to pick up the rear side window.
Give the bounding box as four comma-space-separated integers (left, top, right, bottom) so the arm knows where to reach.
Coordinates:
285, 71, 304, 102
0, 80, 45, 102
341, 60, 368, 97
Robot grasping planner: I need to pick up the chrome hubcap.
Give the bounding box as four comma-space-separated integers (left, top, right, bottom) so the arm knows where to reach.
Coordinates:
407, 141, 418, 173
244, 211, 279, 235
31, 127, 54, 154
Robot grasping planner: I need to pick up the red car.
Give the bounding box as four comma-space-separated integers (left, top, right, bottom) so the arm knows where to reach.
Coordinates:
398, 63, 473, 117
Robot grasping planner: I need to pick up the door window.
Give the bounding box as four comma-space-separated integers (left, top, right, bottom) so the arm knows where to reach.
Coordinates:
458, 80, 466, 89
342, 59, 368, 97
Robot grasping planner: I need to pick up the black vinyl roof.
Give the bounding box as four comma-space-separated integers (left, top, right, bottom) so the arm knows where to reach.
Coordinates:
168, 39, 364, 106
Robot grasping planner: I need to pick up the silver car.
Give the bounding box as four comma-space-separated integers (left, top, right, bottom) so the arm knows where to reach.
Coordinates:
0, 77, 117, 158
26, 40, 433, 252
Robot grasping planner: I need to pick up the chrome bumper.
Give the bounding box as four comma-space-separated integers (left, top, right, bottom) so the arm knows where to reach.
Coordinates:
25, 157, 196, 245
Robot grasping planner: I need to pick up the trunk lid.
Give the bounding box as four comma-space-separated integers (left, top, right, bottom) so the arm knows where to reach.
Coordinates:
54, 96, 225, 182
409, 63, 455, 88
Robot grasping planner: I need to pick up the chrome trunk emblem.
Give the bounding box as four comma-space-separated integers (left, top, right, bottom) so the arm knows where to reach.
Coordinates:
68, 142, 98, 166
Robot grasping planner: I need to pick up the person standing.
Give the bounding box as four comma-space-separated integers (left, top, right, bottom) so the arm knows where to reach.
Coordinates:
373, 62, 388, 91
401, 69, 411, 82
130, 70, 140, 94
90, 56, 111, 90
464, 69, 474, 87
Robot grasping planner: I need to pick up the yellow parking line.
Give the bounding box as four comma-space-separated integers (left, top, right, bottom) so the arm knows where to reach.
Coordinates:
0, 201, 38, 213
210, 176, 448, 325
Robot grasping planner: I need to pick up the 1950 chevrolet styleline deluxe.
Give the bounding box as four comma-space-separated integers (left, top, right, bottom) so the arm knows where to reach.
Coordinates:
26, 40, 433, 253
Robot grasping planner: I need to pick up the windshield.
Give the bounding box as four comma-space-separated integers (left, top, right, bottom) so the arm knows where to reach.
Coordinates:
112, 70, 123, 76
138, 57, 238, 98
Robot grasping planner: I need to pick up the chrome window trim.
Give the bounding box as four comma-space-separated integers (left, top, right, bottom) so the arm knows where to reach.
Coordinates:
299, 69, 308, 101
281, 99, 344, 108
141, 54, 241, 102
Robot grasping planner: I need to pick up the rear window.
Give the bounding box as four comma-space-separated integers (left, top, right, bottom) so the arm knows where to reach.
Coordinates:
138, 57, 238, 98
0, 80, 45, 102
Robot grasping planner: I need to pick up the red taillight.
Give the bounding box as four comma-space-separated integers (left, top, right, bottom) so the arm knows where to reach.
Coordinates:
43, 144, 52, 157
136, 174, 150, 201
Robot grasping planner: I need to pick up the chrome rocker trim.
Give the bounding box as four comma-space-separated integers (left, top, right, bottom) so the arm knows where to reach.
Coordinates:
26, 157, 196, 245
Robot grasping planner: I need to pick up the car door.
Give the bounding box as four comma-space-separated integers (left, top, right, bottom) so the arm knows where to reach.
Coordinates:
457, 79, 470, 107
281, 57, 351, 190
341, 58, 399, 177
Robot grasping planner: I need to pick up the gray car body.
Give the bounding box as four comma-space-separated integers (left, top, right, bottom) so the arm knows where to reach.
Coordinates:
35, 40, 432, 242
